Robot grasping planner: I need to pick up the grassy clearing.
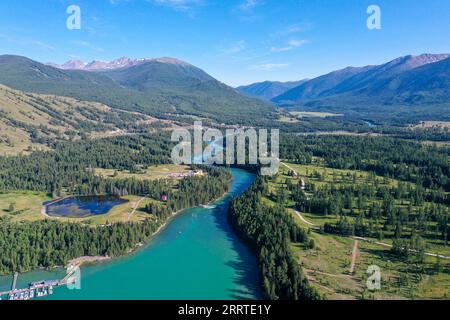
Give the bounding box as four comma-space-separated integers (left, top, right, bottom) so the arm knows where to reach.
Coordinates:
0, 121, 50, 155
413, 121, 450, 130
0, 192, 160, 225
282, 162, 402, 188
95, 164, 191, 181
290, 111, 343, 118
278, 111, 343, 123
292, 232, 363, 300
78, 195, 160, 226
0, 191, 52, 222
357, 241, 450, 300
290, 227, 450, 300
278, 115, 300, 123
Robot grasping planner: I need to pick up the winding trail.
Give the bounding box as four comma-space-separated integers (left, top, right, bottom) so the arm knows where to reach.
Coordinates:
281, 162, 298, 175
293, 210, 317, 228
353, 236, 450, 259
128, 197, 145, 222
349, 240, 359, 274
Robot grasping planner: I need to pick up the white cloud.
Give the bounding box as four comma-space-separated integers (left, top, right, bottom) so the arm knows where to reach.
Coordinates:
148, 0, 203, 13
237, 0, 263, 11
0, 34, 57, 52
221, 40, 247, 55
270, 39, 308, 53
289, 39, 308, 47
271, 23, 310, 38
270, 46, 292, 53
71, 40, 104, 52
30, 40, 56, 51
250, 63, 289, 71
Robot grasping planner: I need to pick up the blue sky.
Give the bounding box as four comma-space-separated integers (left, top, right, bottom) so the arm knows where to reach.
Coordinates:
0, 0, 449, 86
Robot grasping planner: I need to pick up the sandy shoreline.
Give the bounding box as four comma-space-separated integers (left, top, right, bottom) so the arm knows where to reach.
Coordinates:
68, 256, 111, 268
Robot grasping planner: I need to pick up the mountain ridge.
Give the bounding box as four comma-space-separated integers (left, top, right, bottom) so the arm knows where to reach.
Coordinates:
273, 53, 450, 104
237, 80, 308, 101
271, 53, 450, 122
48, 56, 193, 71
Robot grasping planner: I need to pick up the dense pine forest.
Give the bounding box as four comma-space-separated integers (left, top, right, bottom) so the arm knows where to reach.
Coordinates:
265, 134, 449, 298
280, 134, 449, 248
229, 176, 320, 300
280, 135, 450, 191
0, 218, 158, 274
0, 133, 172, 193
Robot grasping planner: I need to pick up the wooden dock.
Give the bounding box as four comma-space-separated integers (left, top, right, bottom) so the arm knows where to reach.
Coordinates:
11, 272, 18, 291
0, 268, 76, 300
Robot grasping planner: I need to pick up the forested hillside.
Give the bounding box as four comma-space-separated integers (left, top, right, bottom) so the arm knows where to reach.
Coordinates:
0, 84, 157, 154
0, 133, 177, 195
271, 133, 449, 299
0, 55, 276, 125
237, 80, 307, 101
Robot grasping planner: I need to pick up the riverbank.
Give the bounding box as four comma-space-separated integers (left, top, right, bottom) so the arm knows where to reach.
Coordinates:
68, 256, 111, 269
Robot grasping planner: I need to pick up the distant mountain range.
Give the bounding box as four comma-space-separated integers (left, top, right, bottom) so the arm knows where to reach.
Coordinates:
47, 56, 191, 72
237, 80, 308, 101
237, 53, 450, 122
273, 53, 450, 105
1, 53, 449, 125
0, 55, 275, 124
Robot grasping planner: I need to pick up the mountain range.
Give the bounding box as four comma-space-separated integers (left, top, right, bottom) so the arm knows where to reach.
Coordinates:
0, 55, 275, 124
273, 53, 450, 105
237, 53, 450, 122
237, 80, 308, 101
1, 53, 449, 125
47, 56, 191, 72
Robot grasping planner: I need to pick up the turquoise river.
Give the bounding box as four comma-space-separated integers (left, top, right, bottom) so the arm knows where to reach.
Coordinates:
0, 168, 262, 300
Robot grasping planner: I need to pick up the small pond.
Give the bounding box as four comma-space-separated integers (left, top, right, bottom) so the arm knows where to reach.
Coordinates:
44, 196, 128, 218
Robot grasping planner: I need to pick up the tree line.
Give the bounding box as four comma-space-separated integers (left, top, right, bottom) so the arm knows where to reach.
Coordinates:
0, 218, 159, 274
229, 176, 320, 300
0, 133, 172, 193
280, 135, 450, 192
